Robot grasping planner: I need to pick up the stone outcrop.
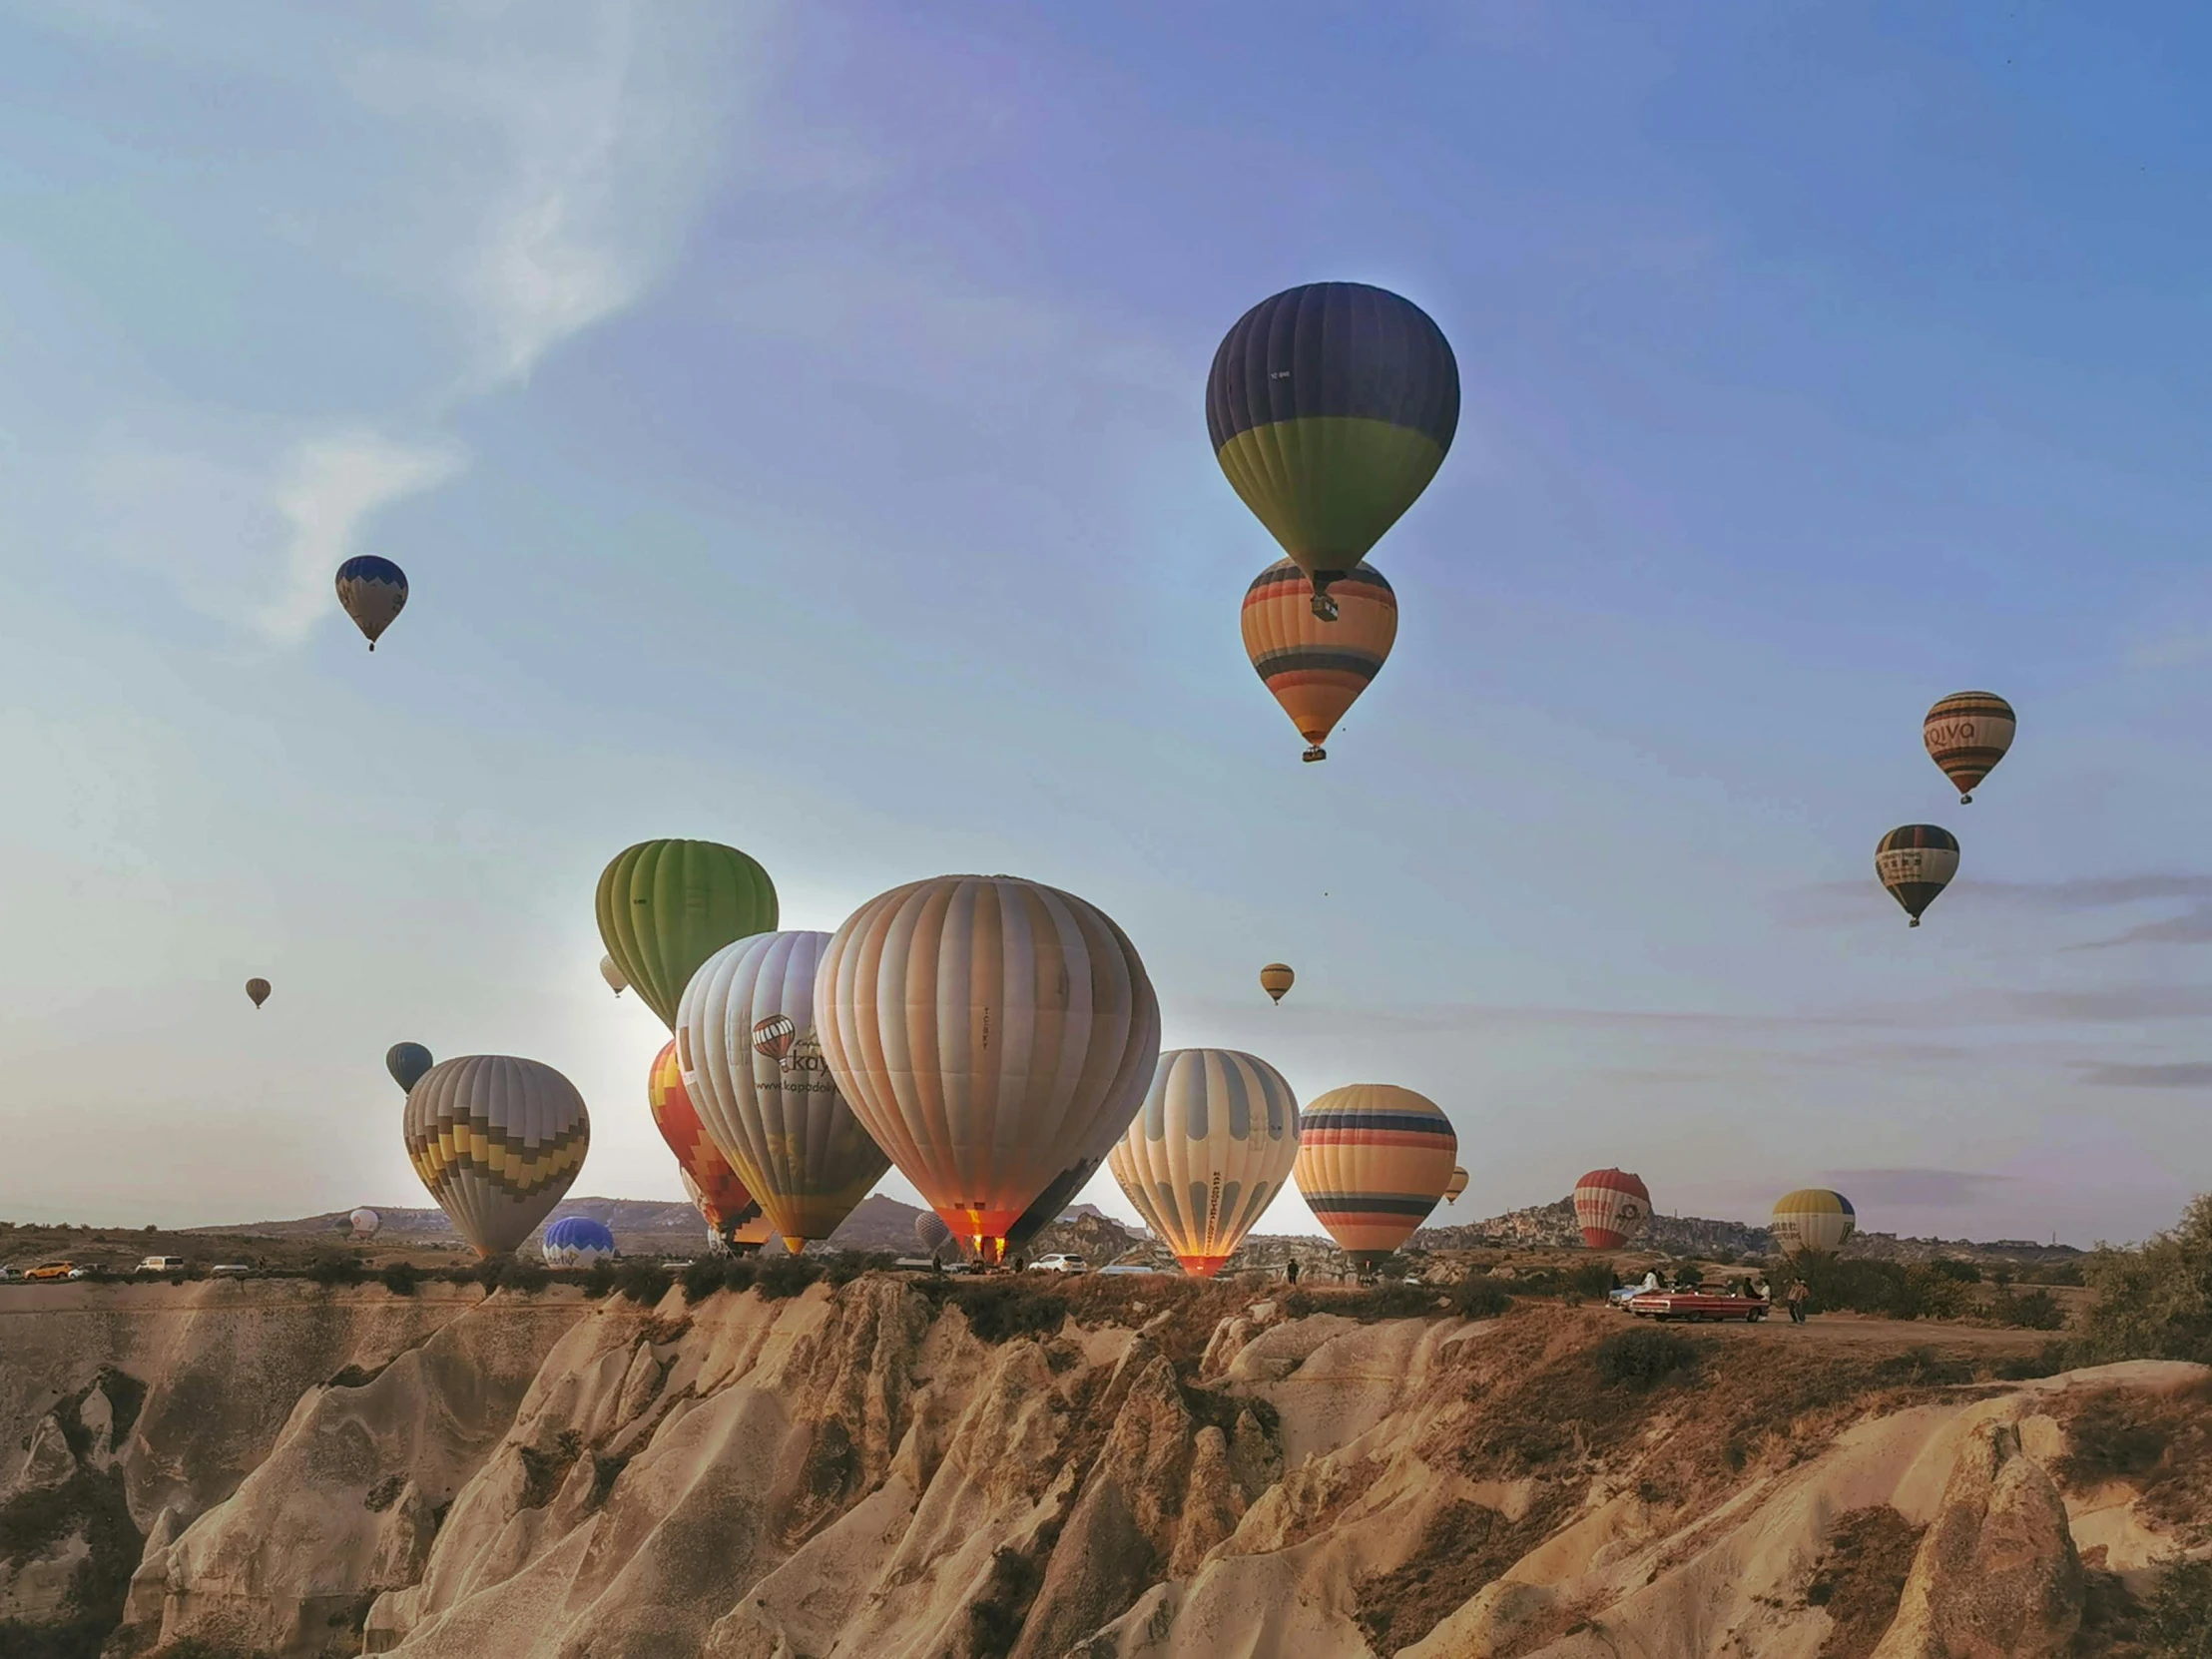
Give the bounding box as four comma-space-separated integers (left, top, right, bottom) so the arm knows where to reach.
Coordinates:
0, 1278, 2205, 1658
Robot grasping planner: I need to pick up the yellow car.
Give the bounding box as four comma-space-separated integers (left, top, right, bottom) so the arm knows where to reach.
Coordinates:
26, 1262, 82, 1282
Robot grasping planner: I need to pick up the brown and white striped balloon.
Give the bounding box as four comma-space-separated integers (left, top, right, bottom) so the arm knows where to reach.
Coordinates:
1923, 692, 2014, 804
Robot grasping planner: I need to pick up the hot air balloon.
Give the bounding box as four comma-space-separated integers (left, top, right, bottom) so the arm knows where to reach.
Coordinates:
1443, 1167, 1469, 1206
348, 1207, 381, 1239
1208, 282, 1458, 620
1260, 963, 1296, 1004
541, 1215, 615, 1268
1923, 692, 2014, 804
403, 1055, 589, 1258
1243, 559, 1396, 762
596, 839, 778, 1029
1771, 1189, 1856, 1258
1877, 826, 1958, 926
647, 1038, 769, 1249
815, 874, 1161, 1267
1573, 1169, 1651, 1249
246, 978, 271, 1009
1108, 1049, 1299, 1277
386, 1043, 434, 1094
683, 1167, 774, 1253
600, 955, 627, 997
334, 555, 408, 651
678, 930, 890, 1256
1294, 1084, 1457, 1267
914, 1210, 958, 1261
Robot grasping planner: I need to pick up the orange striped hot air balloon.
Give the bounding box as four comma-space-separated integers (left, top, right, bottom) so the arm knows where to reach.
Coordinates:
1923, 692, 2014, 804
1294, 1084, 1457, 1267
1242, 558, 1397, 763
648, 1039, 766, 1249
1573, 1169, 1651, 1249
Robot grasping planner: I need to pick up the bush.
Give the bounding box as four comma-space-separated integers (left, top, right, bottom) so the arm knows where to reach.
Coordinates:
2063, 1394, 2170, 1487
2016, 1259, 2086, 1288
1783, 1257, 1970, 1322
825, 1251, 894, 1287
1594, 1327, 1698, 1390
952, 1283, 1069, 1344
1450, 1279, 1513, 1320
680, 1257, 728, 1304
582, 1258, 616, 1300
1565, 1261, 1617, 1303
757, 1255, 824, 1300
1986, 1287, 2065, 1331
378, 1261, 422, 1297
2070, 1196, 2212, 1367
2146, 1555, 2212, 1656
304, 1249, 365, 1288
611, 1260, 674, 1306
1928, 1258, 1982, 1284
494, 1259, 549, 1296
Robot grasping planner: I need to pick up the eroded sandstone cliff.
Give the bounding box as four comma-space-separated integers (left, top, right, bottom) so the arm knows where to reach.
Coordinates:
2, 1275, 2205, 1658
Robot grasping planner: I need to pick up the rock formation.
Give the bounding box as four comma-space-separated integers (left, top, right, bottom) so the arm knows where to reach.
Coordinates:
0, 1275, 2203, 1658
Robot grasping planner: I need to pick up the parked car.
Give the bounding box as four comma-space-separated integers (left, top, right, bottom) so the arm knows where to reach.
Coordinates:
209, 1263, 253, 1278
1031, 1254, 1088, 1275
26, 1262, 79, 1281
0, 1265, 20, 1281
138, 1256, 187, 1275
1097, 1263, 1163, 1277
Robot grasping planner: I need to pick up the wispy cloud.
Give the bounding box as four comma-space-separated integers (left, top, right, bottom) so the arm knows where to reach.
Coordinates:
2073, 1060, 2212, 1088
1819, 1168, 2013, 1207
255, 433, 465, 645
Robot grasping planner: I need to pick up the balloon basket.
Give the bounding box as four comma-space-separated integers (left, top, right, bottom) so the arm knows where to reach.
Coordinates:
1302, 746, 1326, 764
1309, 594, 1340, 622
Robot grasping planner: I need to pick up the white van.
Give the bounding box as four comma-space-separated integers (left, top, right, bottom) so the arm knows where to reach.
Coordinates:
138, 1256, 187, 1274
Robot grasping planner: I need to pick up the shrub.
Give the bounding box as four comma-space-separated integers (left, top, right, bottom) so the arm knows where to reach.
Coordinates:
2063, 1394, 2170, 1487
582, 1259, 616, 1300
304, 1250, 365, 1288
494, 1259, 549, 1296
611, 1260, 674, 1306
825, 1251, 895, 1288
757, 1255, 824, 1301
2016, 1259, 2087, 1288
952, 1283, 1068, 1344
1990, 1344, 2069, 1381
2146, 1555, 2212, 1656
378, 1260, 422, 1297
1450, 1279, 1513, 1320
1593, 1327, 1697, 1390
680, 1257, 728, 1304
1565, 1261, 1617, 1303
1987, 1288, 2065, 1331
1928, 1258, 1982, 1284
2070, 1195, 2212, 1367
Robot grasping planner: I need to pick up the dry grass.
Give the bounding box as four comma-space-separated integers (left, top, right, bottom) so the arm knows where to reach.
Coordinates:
1804, 1506, 1924, 1659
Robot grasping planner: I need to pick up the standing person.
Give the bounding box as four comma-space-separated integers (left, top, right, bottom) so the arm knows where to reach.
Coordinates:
1285, 1257, 1301, 1286
1788, 1280, 1811, 1324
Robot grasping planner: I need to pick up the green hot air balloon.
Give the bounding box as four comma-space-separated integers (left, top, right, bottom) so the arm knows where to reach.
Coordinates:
595, 839, 778, 1029
1208, 282, 1458, 620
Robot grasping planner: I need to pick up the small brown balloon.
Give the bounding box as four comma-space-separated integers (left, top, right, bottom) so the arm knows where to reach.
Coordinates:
246, 977, 272, 1009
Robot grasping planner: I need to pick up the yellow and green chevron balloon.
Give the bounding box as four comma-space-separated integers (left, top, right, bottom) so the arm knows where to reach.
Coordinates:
595, 839, 778, 1029
1207, 282, 1458, 617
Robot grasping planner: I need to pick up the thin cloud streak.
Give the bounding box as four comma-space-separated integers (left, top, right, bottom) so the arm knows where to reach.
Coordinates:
1818, 1168, 2014, 1208
2074, 1061, 2212, 1088
256, 433, 465, 645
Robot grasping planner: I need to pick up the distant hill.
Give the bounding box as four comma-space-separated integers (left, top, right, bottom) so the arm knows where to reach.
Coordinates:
1415, 1195, 2084, 1264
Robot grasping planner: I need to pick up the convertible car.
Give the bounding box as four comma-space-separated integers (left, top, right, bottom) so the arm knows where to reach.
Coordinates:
1625, 1290, 1769, 1323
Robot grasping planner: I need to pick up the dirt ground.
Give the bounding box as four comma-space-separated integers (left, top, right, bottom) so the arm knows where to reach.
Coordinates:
1693, 1311, 2061, 1352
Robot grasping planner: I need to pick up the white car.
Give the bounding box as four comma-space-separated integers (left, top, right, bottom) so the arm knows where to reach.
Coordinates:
1031, 1254, 1087, 1275
139, 1256, 187, 1274
209, 1263, 253, 1278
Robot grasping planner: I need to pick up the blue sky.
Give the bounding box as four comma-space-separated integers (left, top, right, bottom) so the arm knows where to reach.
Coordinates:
4, 2, 2212, 1245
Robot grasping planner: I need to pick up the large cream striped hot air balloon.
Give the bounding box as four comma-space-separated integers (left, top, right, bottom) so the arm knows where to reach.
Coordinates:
815, 874, 1161, 1267
1574, 1169, 1651, 1249
1108, 1048, 1299, 1278
1771, 1189, 1856, 1258
403, 1056, 589, 1258
679, 930, 891, 1255
1294, 1084, 1457, 1267
1923, 692, 2014, 804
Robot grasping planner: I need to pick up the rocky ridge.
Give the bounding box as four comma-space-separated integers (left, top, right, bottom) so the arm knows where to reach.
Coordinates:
0, 1276, 2203, 1658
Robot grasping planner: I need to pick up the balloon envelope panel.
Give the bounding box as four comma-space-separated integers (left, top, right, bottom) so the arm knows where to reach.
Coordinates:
404, 1055, 590, 1258
595, 839, 778, 1028
1294, 1084, 1457, 1263
1574, 1169, 1652, 1249
648, 1039, 764, 1243
678, 931, 890, 1251
1109, 1049, 1299, 1277
1772, 1189, 1857, 1257
815, 874, 1161, 1263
